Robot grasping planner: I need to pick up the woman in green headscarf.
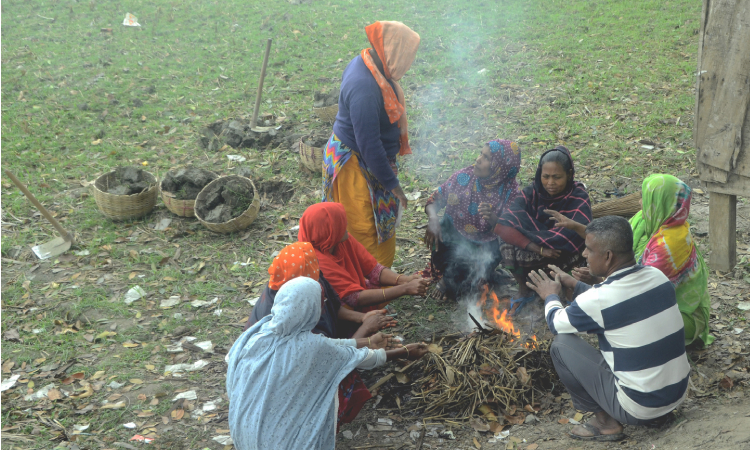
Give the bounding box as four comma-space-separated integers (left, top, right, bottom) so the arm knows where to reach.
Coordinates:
630, 174, 713, 347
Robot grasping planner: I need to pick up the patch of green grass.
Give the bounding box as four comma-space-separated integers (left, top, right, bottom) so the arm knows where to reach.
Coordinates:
2, 0, 705, 447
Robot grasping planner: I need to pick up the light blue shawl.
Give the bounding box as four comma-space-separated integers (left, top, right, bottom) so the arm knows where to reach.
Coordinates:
226, 277, 370, 450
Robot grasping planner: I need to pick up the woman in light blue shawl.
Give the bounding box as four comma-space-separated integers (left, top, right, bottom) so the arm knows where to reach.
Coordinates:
226, 277, 427, 450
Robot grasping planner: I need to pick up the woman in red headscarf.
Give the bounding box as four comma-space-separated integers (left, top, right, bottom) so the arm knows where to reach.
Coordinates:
299, 203, 429, 313
322, 21, 421, 267
244, 242, 395, 339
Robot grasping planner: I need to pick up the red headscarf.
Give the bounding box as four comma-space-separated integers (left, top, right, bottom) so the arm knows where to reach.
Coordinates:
267, 242, 320, 290
298, 203, 378, 299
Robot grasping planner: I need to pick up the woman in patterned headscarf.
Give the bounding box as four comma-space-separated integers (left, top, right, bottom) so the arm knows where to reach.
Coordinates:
322, 21, 420, 267
423, 139, 522, 300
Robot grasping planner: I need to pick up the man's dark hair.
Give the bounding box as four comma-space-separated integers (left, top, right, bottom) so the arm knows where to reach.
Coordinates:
585, 216, 633, 256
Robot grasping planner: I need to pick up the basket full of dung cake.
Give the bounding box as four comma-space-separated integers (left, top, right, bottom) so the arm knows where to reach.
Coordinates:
194, 175, 260, 233
160, 167, 219, 217
92, 166, 158, 220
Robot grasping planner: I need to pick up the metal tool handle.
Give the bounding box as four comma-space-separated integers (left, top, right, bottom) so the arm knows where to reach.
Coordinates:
4, 170, 73, 242
250, 38, 273, 129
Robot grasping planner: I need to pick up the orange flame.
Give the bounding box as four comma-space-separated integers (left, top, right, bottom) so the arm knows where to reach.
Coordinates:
525, 335, 538, 349
478, 286, 520, 338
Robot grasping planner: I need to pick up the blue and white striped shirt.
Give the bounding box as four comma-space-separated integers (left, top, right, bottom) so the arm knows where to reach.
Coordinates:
545, 265, 690, 420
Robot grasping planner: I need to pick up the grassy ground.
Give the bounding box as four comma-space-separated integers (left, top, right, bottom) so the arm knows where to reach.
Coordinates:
2, 0, 748, 449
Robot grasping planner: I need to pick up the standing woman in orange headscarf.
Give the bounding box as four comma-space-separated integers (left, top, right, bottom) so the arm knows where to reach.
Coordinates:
322, 21, 421, 267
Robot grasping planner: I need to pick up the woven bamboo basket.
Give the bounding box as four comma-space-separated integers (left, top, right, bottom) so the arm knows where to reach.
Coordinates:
92, 170, 158, 220
592, 191, 642, 219
299, 139, 324, 172
160, 169, 219, 218
194, 175, 260, 234
313, 104, 339, 123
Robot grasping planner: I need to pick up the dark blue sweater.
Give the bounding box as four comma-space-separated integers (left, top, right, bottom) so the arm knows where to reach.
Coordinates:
333, 55, 401, 191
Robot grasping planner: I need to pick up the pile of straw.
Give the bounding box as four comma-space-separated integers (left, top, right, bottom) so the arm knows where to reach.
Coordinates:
403, 329, 558, 422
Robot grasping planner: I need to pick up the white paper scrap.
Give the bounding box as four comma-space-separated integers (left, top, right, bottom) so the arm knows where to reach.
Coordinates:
124, 286, 147, 305
122, 13, 141, 27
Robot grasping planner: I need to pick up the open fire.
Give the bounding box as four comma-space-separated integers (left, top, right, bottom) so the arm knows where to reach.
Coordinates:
477, 285, 537, 348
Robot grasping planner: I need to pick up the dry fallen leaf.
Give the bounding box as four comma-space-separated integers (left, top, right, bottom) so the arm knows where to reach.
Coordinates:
558, 418, 569, 424
516, 367, 530, 385
47, 389, 63, 401
149, 398, 159, 406
129, 379, 143, 385
719, 376, 734, 390
573, 412, 584, 422
90, 371, 106, 380
2, 361, 14, 373
100, 401, 126, 409
71, 383, 94, 399
123, 342, 140, 348
427, 344, 443, 354
473, 437, 482, 449
527, 444, 539, 450
171, 409, 185, 420
129, 272, 137, 280
137, 394, 147, 401
395, 372, 411, 384
469, 417, 490, 432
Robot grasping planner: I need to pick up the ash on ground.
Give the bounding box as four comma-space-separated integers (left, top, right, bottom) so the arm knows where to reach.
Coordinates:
106, 167, 152, 195
161, 168, 218, 200
195, 178, 254, 223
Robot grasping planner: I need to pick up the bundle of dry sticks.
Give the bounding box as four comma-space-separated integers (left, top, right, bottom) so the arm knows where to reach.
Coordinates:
405, 328, 557, 422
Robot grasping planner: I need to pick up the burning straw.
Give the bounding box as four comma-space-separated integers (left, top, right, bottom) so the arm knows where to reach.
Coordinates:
397, 287, 558, 422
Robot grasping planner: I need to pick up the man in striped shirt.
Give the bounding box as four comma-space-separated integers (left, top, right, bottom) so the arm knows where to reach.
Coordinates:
526, 216, 690, 441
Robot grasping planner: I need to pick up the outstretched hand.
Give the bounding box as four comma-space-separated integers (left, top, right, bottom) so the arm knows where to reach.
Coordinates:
404, 342, 430, 360
526, 269, 562, 300
362, 309, 397, 334
369, 333, 397, 350
404, 278, 429, 296
547, 264, 578, 289
572, 266, 603, 285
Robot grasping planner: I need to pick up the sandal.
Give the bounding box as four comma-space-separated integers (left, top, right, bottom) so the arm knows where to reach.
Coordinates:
509, 294, 535, 316
568, 422, 625, 441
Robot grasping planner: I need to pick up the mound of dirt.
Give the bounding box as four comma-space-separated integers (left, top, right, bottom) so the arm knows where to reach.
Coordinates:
257, 178, 296, 204
313, 87, 339, 107
106, 167, 151, 195
199, 116, 304, 151
195, 178, 254, 223
161, 168, 218, 200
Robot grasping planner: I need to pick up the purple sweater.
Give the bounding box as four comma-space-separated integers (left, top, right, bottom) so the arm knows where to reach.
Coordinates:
333, 55, 402, 191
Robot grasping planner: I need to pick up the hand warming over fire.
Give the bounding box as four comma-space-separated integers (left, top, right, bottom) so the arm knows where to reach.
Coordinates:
361, 309, 397, 333
526, 269, 562, 301
424, 212, 442, 250
547, 264, 578, 289
478, 203, 499, 227
404, 277, 429, 296
571, 266, 603, 285
368, 332, 395, 350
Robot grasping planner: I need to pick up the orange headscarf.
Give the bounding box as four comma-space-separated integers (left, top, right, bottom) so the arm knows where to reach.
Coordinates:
361, 21, 420, 156
267, 242, 320, 290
